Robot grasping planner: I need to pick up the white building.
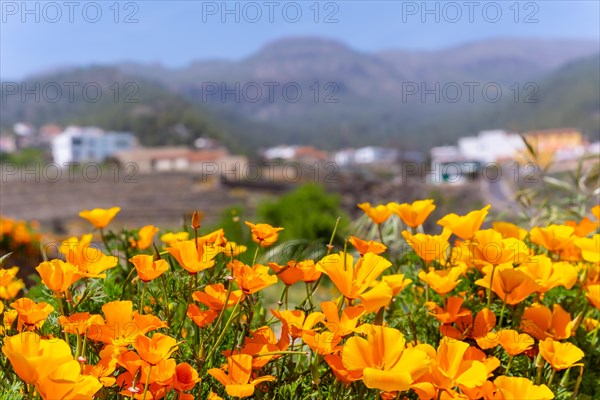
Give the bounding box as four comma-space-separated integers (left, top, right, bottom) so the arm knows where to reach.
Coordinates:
458, 130, 524, 164
52, 126, 135, 165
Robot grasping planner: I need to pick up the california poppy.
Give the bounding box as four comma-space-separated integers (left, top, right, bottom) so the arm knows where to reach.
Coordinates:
475, 264, 540, 305
574, 234, 600, 263
357, 203, 393, 225
530, 225, 575, 252
166, 240, 221, 274
271, 309, 325, 339
321, 301, 365, 337
437, 205, 491, 240
493, 376, 554, 399
222, 242, 247, 258
244, 222, 283, 247
2, 331, 73, 384
402, 229, 452, 264
586, 284, 600, 310
186, 304, 218, 328
58, 312, 105, 336
492, 221, 528, 240
133, 333, 178, 366
521, 303, 574, 341
0, 266, 25, 300
130, 225, 159, 250
539, 338, 584, 370
10, 297, 54, 328
193, 283, 243, 311
342, 324, 430, 392
348, 236, 387, 256
208, 354, 275, 397
129, 255, 169, 282
268, 261, 305, 286
36, 259, 78, 294
228, 260, 278, 294
160, 231, 189, 246
495, 329, 534, 356
60, 234, 118, 279
173, 362, 199, 392
79, 207, 120, 229
35, 359, 103, 399
388, 199, 436, 228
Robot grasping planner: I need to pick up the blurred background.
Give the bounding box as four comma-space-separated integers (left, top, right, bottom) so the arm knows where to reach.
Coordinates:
1, 1, 599, 267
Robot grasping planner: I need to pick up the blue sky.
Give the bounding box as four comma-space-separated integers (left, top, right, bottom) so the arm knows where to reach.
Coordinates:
1, 1, 599, 79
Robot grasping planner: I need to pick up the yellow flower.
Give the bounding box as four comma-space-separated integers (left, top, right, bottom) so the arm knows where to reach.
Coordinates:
586, 284, 600, 310
388, 199, 436, 228
36, 259, 78, 294
221, 242, 247, 258
539, 338, 584, 370
133, 333, 178, 365
0, 267, 25, 300
78, 207, 121, 229
437, 205, 491, 240
495, 329, 534, 356
160, 231, 189, 246
59, 234, 118, 279
10, 298, 54, 328
357, 202, 393, 225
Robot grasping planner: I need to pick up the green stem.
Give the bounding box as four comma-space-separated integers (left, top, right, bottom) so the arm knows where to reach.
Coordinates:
252, 246, 260, 266
573, 365, 584, 399
487, 264, 497, 307
142, 365, 152, 400
205, 297, 242, 363
547, 369, 556, 387
505, 356, 514, 376
139, 282, 146, 315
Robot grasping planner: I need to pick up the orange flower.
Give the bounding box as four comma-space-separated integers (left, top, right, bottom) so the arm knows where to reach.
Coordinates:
493, 376, 554, 399
324, 353, 360, 385
357, 202, 393, 225
469, 230, 530, 266
0, 267, 25, 300
186, 304, 218, 328
79, 206, 120, 229
224, 326, 288, 369
84, 356, 119, 387
59, 312, 105, 335
90, 300, 166, 346
35, 359, 103, 399
268, 261, 305, 286
586, 284, 600, 310
321, 301, 365, 337
296, 259, 322, 283
193, 283, 243, 311
495, 329, 534, 356
592, 205, 600, 221
348, 236, 387, 256
10, 297, 54, 327
574, 234, 600, 263
35, 259, 78, 294
244, 221, 283, 247
437, 205, 491, 240
166, 240, 221, 274
302, 330, 342, 355
228, 260, 278, 294
517, 256, 577, 293
402, 228, 452, 263
173, 362, 199, 392
539, 338, 584, 370
418, 267, 463, 295
129, 255, 169, 282
530, 224, 575, 252
565, 217, 599, 237
198, 228, 228, 247
271, 309, 325, 339
388, 199, 436, 228
521, 303, 574, 341
316, 252, 392, 311
475, 264, 540, 305
492, 221, 528, 240
381, 274, 412, 296
208, 354, 275, 397
411, 338, 487, 396
59, 234, 118, 279
133, 333, 178, 365
2, 331, 73, 384
426, 297, 471, 324
130, 225, 159, 250
342, 324, 430, 392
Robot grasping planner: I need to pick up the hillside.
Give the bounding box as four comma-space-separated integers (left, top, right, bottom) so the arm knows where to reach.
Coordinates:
2, 37, 598, 151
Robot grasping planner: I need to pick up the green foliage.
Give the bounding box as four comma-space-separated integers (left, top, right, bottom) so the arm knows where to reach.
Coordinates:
256, 184, 349, 244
